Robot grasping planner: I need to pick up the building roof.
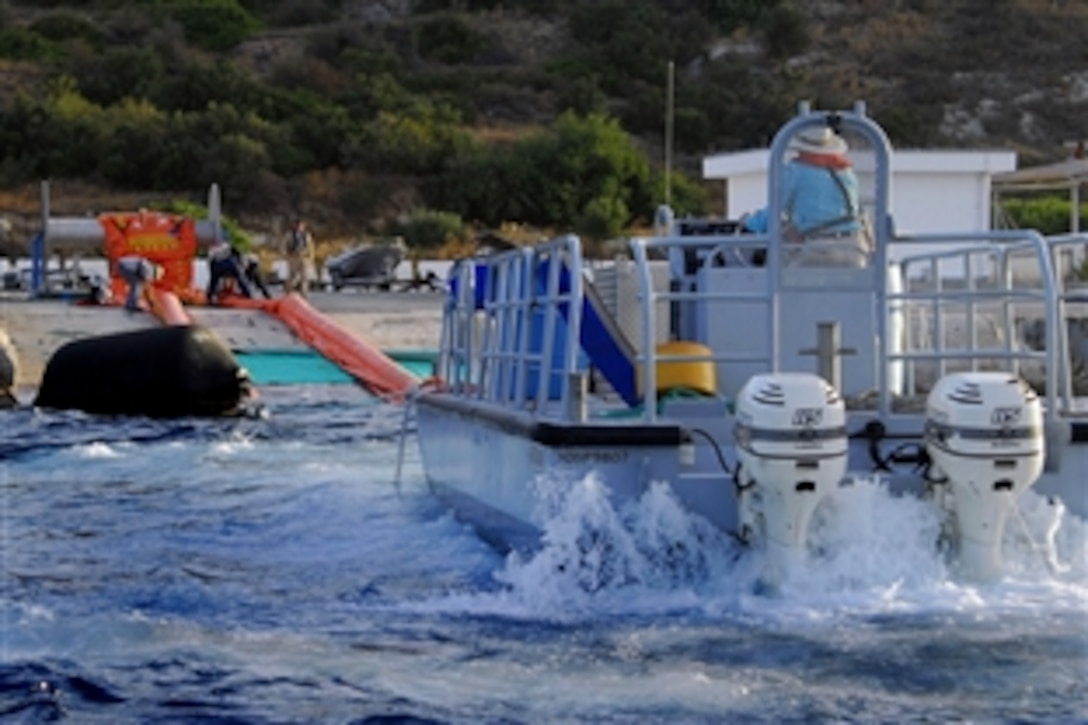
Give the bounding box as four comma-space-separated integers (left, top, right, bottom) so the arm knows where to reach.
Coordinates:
992, 157, 1088, 190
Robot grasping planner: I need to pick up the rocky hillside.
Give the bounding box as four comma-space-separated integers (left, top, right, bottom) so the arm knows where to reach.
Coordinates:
793, 1, 1088, 159
0, 0, 1086, 254
224, 1, 1088, 159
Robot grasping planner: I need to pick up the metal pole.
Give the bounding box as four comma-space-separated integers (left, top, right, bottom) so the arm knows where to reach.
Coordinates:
664, 60, 674, 207
567, 372, 587, 422
34, 180, 50, 295
799, 322, 856, 391
1072, 183, 1080, 234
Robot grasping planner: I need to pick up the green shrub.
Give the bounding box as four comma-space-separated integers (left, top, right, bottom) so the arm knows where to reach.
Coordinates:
0, 28, 58, 61
264, 0, 338, 28
68, 46, 165, 106
566, 0, 675, 91
706, 0, 781, 32
19, 0, 99, 6
99, 116, 173, 188
333, 44, 403, 77
30, 12, 105, 47
151, 59, 263, 113
762, 2, 810, 61
653, 171, 709, 220
279, 96, 355, 172
391, 208, 467, 249
413, 0, 559, 14
447, 111, 654, 236
415, 14, 492, 65
160, 198, 253, 250
166, 0, 259, 51
576, 194, 630, 241
1000, 196, 1088, 235
267, 56, 348, 98
998, 196, 1088, 280
344, 104, 475, 176
554, 74, 606, 116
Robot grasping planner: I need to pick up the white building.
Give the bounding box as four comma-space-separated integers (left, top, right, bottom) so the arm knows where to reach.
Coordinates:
702, 148, 1017, 239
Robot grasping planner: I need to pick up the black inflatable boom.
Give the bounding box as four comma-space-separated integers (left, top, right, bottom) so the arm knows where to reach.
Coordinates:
35, 325, 251, 417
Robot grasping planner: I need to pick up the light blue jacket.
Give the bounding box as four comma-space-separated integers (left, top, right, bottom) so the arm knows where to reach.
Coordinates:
743, 160, 861, 237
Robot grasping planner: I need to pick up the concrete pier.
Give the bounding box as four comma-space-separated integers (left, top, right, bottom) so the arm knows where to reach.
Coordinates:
0, 289, 444, 394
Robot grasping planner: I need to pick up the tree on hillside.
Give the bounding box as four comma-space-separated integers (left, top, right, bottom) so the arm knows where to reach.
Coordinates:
432, 111, 656, 240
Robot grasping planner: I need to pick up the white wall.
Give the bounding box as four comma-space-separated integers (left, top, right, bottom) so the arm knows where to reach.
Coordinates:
704, 149, 1015, 240
892, 173, 991, 234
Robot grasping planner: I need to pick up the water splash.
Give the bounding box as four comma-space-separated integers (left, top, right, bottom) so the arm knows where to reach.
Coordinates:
489, 471, 1087, 619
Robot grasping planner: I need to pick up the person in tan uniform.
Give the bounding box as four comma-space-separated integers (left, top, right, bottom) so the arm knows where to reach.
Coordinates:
283, 219, 315, 295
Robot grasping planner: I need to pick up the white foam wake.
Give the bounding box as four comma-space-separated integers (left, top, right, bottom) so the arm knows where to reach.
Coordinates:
486, 471, 1087, 619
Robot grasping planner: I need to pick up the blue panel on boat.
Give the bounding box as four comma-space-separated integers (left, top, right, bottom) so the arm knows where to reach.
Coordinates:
549, 260, 639, 405
525, 307, 588, 400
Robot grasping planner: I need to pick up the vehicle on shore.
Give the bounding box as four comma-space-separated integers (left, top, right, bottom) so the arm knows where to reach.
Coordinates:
326, 239, 406, 291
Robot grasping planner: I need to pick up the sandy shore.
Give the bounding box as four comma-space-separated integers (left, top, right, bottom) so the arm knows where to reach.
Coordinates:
0, 289, 445, 392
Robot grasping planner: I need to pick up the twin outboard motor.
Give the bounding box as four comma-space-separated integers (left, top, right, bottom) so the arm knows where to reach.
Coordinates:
925, 372, 1044, 581
734, 372, 848, 587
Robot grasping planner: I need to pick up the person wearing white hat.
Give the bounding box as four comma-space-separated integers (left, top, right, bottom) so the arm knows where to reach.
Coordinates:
740, 126, 862, 253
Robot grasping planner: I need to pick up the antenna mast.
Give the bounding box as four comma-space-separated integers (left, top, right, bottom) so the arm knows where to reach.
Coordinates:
665, 60, 674, 207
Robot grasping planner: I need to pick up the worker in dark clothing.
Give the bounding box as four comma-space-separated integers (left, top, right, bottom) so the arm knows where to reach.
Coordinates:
206, 242, 252, 305
241, 252, 272, 298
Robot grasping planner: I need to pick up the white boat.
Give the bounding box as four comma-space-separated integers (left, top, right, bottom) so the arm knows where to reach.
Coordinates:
413, 102, 1087, 587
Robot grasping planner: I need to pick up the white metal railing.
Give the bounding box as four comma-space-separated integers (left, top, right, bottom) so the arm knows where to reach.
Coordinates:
630, 234, 777, 422
435, 224, 1081, 423
891, 229, 1067, 414
437, 235, 585, 413
623, 226, 1073, 420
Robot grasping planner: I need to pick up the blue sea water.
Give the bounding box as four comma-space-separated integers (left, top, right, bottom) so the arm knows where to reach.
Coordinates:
2, 384, 1086, 723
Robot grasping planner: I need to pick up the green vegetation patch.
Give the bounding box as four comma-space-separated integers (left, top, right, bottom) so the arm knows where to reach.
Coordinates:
164, 0, 260, 51
0, 28, 58, 61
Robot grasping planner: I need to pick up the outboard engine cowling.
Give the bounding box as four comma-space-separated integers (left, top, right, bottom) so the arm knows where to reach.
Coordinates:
925, 372, 1044, 581
734, 372, 848, 587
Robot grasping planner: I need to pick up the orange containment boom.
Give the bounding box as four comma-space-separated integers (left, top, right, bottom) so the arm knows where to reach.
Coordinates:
148, 288, 194, 326
224, 293, 421, 401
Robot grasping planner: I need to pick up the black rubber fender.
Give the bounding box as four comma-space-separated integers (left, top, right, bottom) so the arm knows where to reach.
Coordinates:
35, 325, 251, 417
0, 327, 17, 409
